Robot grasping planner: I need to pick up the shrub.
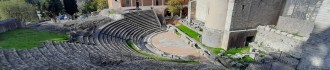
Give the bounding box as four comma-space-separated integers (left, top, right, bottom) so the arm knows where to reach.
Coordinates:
242, 56, 255, 63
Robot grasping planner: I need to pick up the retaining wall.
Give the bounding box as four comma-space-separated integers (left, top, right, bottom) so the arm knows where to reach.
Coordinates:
276, 16, 314, 37
252, 26, 308, 58
0, 18, 22, 33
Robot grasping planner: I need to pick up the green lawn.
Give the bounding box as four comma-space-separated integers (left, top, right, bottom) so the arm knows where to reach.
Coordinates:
242, 55, 255, 63
224, 47, 250, 56
109, 11, 117, 14
0, 28, 68, 49
205, 46, 224, 55
176, 25, 201, 42
126, 40, 199, 64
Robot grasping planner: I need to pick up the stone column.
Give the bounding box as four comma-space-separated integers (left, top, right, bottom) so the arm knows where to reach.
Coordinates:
141, 0, 144, 6
187, 1, 192, 23
152, 0, 154, 6
162, 0, 165, 6
131, 0, 133, 7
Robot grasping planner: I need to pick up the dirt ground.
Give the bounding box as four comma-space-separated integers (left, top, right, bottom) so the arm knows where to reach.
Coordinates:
151, 30, 201, 57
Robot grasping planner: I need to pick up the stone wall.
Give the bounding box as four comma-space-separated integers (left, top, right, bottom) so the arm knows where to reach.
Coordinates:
0, 18, 22, 33
253, 26, 308, 58
281, 0, 324, 21
230, 0, 284, 30
195, 0, 208, 22
314, 0, 330, 33
201, 28, 223, 47
276, 16, 314, 37
248, 0, 330, 69
227, 29, 257, 49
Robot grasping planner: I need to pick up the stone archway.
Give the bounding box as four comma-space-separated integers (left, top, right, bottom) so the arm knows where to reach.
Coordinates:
181, 7, 189, 18
164, 8, 172, 17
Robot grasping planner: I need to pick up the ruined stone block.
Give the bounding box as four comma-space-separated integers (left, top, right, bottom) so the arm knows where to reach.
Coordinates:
276, 30, 282, 34
287, 34, 294, 37
265, 27, 271, 31
281, 32, 289, 36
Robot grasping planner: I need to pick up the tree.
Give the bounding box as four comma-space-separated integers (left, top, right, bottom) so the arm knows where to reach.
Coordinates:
63, 0, 78, 19
0, 0, 38, 22
95, 0, 108, 11
78, 1, 97, 14
25, 0, 39, 5
167, 0, 184, 19
40, 0, 63, 22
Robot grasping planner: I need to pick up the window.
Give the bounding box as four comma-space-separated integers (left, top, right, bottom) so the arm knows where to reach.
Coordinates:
156, 0, 159, 5
126, 0, 130, 6
245, 36, 255, 46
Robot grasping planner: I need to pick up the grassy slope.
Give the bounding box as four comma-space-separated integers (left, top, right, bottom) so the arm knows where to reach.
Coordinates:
176, 25, 201, 42
224, 47, 250, 56
126, 40, 199, 64
0, 28, 67, 49
205, 46, 224, 55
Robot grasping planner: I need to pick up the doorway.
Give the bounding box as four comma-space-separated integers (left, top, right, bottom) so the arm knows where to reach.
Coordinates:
245, 36, 255, 46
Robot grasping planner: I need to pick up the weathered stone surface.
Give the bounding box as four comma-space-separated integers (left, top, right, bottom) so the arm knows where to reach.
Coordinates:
281, 0, 323, 21
287, 34, 294, 37
276, 16, 314, 37
281, 32, 289, 36
275, 30, 282, 34
230, 0, 284, 30
202, 28, 223, 47
254, 26, 304, 58
227, 30, 257, 49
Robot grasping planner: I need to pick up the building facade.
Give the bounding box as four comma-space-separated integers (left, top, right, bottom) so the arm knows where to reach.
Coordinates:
108, 0, 190, 16
187, 0, 285, 50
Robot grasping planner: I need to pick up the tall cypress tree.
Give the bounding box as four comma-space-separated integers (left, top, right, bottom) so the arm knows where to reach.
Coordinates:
63, 0, 78, 19
41, 0, 63, 22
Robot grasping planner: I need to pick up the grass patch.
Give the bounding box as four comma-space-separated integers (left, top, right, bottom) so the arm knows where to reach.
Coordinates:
176, 25, 201, 42
205, 46, 224, 55
258, 50, 267, 55
109, 11, 117, 14
0, 28, 68, 49
126, 40, 199, 64
195, 45, 201, 49
242, 55, 255, 63
292, 32, 303, 37
224, 47, 250, 56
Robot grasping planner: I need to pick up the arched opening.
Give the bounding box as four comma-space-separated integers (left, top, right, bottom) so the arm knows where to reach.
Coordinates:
181, 7, 189, 18
164, 8, 171, 17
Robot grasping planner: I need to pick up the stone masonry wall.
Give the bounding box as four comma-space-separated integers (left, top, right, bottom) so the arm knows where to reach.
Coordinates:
276, 16, 314, 37
0, 18, 22, 33
281, 0, 324, 21
253, 26, 308, 58
230, 0, 284, 30
202, 27, 223, 47
227, 30, 257, 49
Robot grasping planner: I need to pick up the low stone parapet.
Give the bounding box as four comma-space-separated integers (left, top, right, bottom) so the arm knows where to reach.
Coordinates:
0, 18, 22, 33
252, 25, 307, 58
